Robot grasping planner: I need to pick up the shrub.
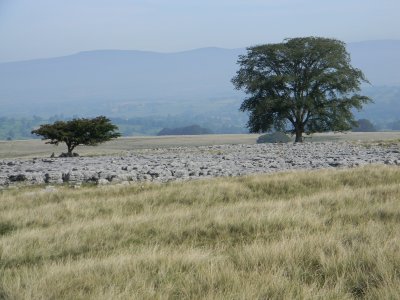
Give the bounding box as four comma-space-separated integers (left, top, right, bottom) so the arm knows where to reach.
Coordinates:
257, 132, 291, 143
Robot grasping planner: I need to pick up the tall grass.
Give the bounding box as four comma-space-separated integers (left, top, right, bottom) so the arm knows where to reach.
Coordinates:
1, 166, 400, 299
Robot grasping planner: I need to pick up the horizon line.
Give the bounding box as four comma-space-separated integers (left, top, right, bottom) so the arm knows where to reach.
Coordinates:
1, 38, 399, 64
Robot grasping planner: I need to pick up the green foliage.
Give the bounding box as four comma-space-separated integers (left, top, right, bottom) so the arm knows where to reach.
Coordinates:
352, 119, 376, 132
31, 116, 120, 155
257, 132, 291, 143
232, 37, 371, 142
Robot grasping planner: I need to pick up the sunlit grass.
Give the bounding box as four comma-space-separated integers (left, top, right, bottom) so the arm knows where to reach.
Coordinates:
1, 165, 400, 299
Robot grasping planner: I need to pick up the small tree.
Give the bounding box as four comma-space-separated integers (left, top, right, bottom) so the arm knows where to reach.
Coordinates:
31, 116, 120, 156
232, 37, 371, 142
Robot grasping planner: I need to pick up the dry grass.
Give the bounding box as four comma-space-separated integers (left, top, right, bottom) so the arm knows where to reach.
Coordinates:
0, 134, 259, 159
1, 166, 400, 299
2, 132, 400, 159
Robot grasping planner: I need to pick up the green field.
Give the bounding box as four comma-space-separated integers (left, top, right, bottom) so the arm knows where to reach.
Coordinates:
1, 132, 400, 159
1, 166, 400, 299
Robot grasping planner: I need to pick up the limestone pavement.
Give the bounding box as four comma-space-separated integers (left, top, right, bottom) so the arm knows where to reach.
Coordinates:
1, 142, 399, 188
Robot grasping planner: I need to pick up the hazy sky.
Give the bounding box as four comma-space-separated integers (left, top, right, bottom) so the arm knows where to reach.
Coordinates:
0, 0, 399, 62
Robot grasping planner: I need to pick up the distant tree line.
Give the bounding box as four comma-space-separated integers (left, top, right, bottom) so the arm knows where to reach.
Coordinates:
389, 120, 400, 130
352, 119, 377, 132
157, 125, 213, 136
0, 114, 247, 140
2, 115, 400, 141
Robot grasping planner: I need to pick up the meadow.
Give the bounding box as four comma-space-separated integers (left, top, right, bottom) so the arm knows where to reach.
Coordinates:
1, 165, 400, 299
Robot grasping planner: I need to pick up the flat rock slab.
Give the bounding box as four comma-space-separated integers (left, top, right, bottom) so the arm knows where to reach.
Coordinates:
1, 142, 399, 187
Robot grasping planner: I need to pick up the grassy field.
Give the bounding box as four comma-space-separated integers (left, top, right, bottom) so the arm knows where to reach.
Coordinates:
0, 134, 258, 159
1, 165, 400, 299
1, 132, 400, 159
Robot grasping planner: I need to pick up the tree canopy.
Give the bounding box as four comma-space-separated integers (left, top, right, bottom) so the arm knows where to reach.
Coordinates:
31, 116, 120, 156
232, 37, 371, 142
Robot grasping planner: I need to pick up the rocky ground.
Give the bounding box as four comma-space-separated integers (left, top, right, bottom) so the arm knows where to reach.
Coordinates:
1, 142, 400, 188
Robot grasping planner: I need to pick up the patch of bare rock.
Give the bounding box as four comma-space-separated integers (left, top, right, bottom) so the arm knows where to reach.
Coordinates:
1, 142, 399, 188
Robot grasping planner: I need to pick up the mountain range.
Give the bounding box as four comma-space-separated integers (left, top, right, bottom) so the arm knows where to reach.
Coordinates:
1, 40, 400, 123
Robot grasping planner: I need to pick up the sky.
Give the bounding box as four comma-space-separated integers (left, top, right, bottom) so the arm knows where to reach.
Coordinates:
0, 0, 399, 62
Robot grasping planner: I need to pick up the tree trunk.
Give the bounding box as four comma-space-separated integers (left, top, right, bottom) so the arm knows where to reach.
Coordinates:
295, 130, 303, 143
66, 143, 74, 157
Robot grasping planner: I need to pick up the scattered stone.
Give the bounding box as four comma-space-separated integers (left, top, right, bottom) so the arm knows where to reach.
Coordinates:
174, 169, 188, 178
42, 159, 55, 163
98, 179, 110, 185
44, 172, 63, 184
1, 142, 400, 187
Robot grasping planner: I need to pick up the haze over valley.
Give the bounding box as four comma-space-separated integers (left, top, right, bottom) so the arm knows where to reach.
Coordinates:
1, 40, 400, 137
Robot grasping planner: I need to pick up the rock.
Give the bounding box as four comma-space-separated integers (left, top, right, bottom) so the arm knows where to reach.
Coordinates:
189, 170, 199, 176
98, 179, 110, 185
113, 174, 132, 183
148, 167, 172, 179
82, 171, 99, 183
174, 169, 188, 178
59, 152, 79, 158
137, 174, 152, 181
44, 172, 63, 184
42, 159, 55, 163
1, 141, 400, 188
30, 174, 45, 184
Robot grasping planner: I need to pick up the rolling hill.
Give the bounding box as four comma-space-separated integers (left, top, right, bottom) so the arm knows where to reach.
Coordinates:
0, 40, 399, 123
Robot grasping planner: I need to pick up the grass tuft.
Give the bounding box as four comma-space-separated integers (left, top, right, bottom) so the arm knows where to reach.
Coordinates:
0, 165, 400, 298
0, 222, 16, 237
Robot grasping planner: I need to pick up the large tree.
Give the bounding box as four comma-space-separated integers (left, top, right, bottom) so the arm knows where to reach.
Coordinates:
232, 37, 371, 142
31, 116, 120, 156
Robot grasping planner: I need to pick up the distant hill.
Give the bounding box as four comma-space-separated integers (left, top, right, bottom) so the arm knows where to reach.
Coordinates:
157, 125, 213, 136
1, 40, 400, 124
0, 48, 243, 117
